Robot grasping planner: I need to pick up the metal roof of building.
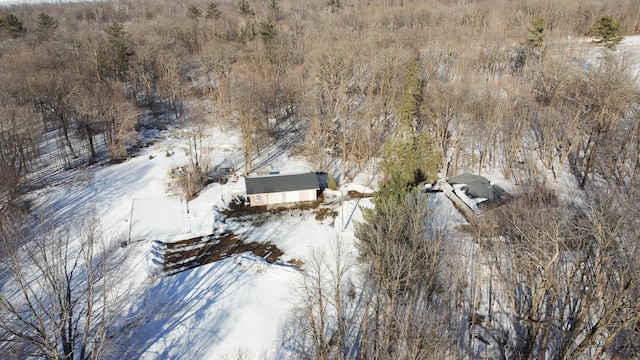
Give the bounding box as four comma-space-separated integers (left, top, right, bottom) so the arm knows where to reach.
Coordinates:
245, 172, 320, 195
448, 173, 505, 202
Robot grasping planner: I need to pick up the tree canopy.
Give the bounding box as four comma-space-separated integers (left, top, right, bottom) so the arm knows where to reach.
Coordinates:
0, 13, 26, 37
590, 14, 624, 50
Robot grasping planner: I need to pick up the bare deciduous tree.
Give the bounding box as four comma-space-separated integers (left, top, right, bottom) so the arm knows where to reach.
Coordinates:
483, 186, 640, 359
0, 213, 140, 360
566, 54, 639, 189
227, 71, 259, 176
0, 103, 41, 205
292, 238, 359, 360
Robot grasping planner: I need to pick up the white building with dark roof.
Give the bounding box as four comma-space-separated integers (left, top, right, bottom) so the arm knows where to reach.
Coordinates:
245, 172, 320, 207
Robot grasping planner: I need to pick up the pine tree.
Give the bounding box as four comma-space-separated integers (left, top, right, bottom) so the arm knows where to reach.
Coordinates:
590, 15, 624, 50
186, 5, 202, 20
36, 12, 57, 36
355, 188, 442, 295
527, 16, 545, 48
268, 0, 279, 11
396, 58, 421, 133
99, 22, 134, 79
0, 13, 26, 38
204, 2, 221, 19
239, 23, 256, 43
381, 58, 441, 190
35, 12, 57, 42
327, 174, 338, 190
258, 19, 276, 45
237, 0, 254, 16
327, 0, 341, 13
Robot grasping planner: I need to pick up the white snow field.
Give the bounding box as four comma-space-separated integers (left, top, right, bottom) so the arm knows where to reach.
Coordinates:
129, 195, 191, 242
19, 127, 374, 359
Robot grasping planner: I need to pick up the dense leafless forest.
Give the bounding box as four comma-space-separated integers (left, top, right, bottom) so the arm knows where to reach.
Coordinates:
2, 0, 640, 358
0, 0, 639, 198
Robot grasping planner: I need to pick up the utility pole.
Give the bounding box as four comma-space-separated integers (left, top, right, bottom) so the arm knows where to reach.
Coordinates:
341, 186, 344, 232
126, 199, 134, 246
187, 171, 191, 214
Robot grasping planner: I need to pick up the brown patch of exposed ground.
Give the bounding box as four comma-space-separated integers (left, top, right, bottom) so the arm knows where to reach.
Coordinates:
162, 231, 284, 276
314, 207, 338, 226
347, 190, 374, 198
160, 196, 340, 275
222, 198, 324, 218
223, 196, 338, 226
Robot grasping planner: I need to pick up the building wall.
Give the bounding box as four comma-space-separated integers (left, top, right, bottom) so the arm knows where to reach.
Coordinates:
248, 189, 317, 207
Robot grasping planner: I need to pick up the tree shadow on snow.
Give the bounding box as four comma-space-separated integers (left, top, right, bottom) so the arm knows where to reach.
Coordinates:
114, 257, 251, 359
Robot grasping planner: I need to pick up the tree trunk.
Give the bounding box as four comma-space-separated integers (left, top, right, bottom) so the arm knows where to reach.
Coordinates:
60, 118, 78, 159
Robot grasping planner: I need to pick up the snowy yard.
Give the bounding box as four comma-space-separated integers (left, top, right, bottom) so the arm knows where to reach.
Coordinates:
15, 129, 373, 359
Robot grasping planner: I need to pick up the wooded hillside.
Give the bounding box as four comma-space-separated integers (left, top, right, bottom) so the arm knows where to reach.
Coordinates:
0, 0, 639, 203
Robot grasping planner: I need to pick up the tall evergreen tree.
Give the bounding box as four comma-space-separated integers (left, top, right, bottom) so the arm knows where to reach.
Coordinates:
590, 15, 624, 50
99, 21, 134, 80
396, 58, 421, 132
381, 58, 441, 191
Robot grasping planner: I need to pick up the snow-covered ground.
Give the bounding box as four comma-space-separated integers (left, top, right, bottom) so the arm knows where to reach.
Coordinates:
18, 126, 373, 359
